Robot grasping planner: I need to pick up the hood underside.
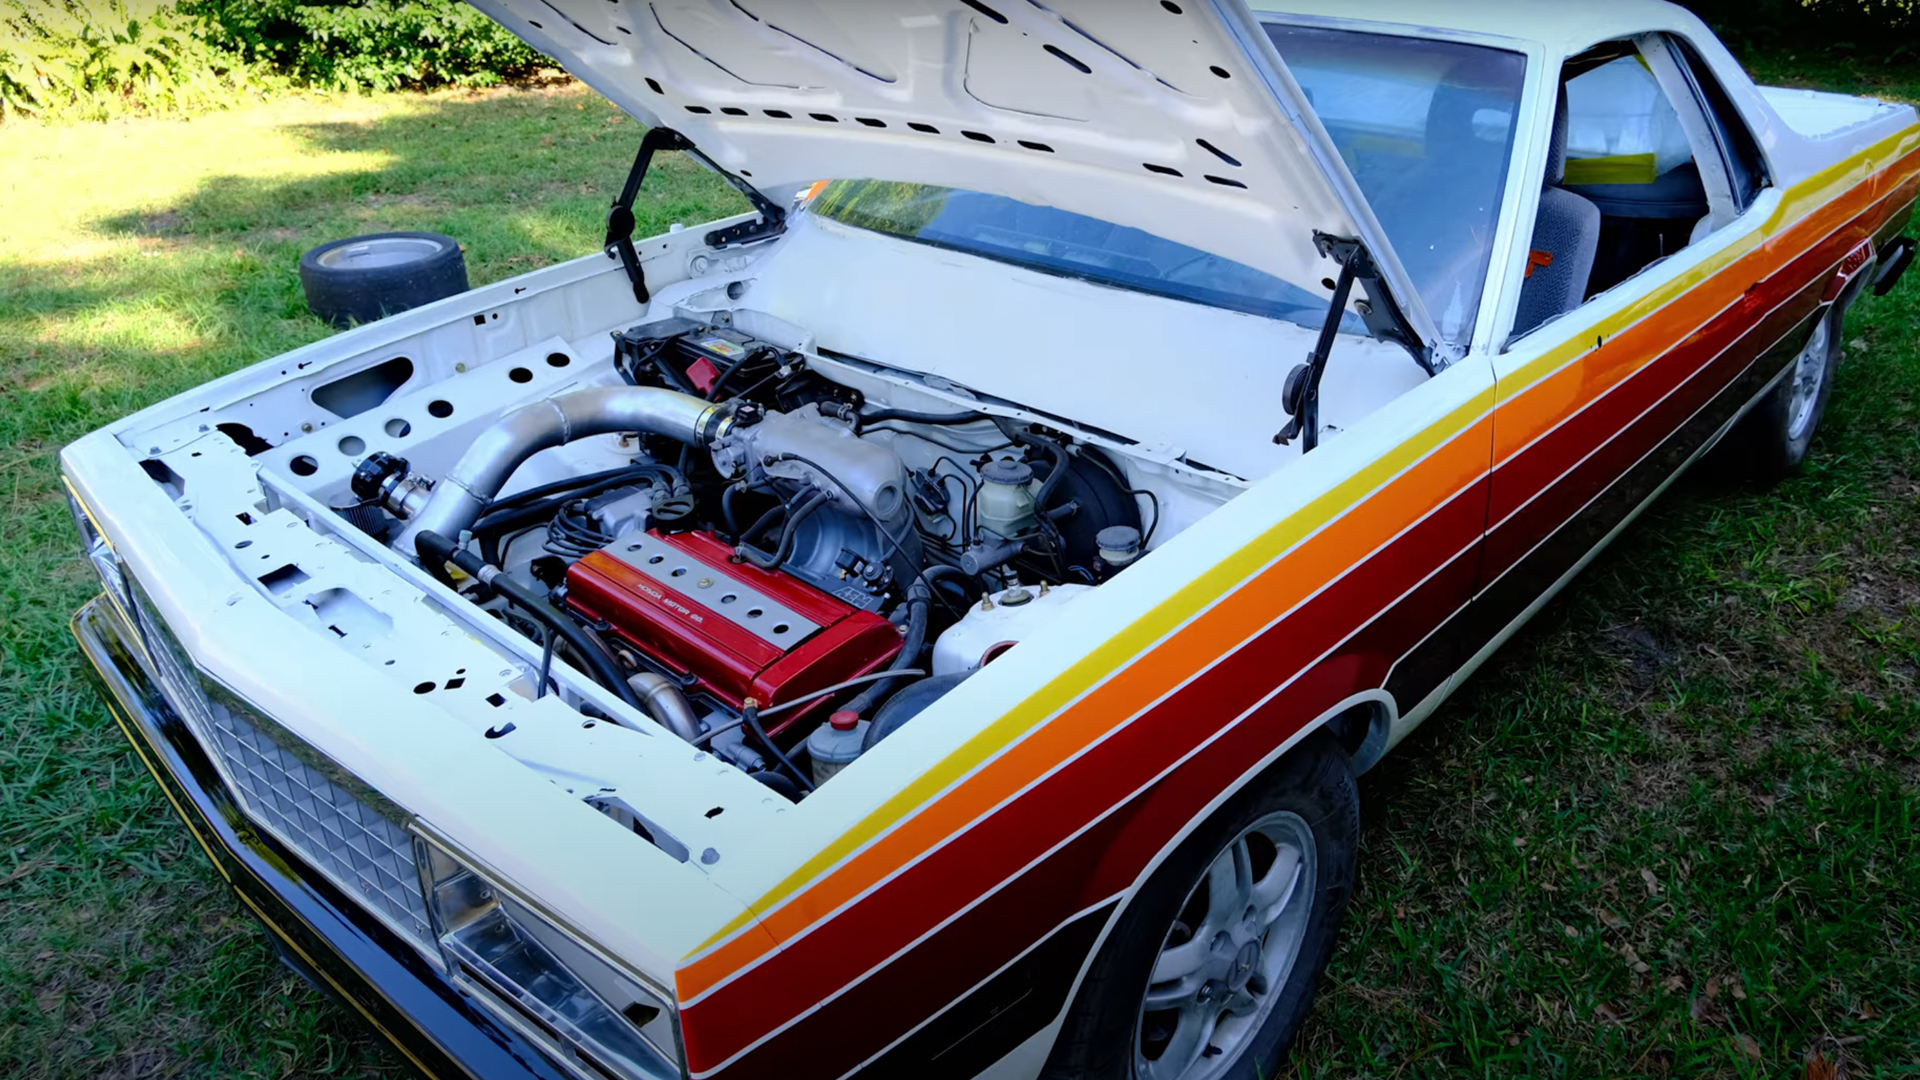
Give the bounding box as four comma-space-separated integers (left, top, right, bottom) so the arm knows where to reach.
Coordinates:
469, 0, 1434, 343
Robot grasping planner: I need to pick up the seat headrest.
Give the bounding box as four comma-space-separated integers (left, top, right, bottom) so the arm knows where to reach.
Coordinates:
1546, 83, 1571, 186
1426, 57, 1521, 154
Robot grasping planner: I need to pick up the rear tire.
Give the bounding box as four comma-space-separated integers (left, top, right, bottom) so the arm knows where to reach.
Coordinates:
1725, 303, 1842, 481
1043, 734, 1359, 1080
299, 232, 468, 329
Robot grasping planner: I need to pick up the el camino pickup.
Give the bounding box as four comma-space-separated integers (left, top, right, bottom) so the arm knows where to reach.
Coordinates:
63, 2, 1915, 1078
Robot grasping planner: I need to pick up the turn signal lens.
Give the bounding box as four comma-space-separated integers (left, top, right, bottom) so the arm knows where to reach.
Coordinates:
416, 842, 681, 1079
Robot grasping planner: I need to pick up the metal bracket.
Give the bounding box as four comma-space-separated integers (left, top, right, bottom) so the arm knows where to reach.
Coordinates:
606, 127, 694, 305
605, 128, 789, 305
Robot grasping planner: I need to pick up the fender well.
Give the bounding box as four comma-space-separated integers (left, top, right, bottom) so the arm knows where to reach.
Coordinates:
1022, 690, 1396, 1075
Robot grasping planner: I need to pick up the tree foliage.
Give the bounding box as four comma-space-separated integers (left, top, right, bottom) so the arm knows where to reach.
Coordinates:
1, 0, 261, 120
181, 0, 546, 92
1683, 0, 1917, 58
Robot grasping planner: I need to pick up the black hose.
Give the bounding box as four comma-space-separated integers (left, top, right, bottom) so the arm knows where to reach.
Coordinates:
859, 407, 988, 426
472, 465, 681, 561
770, 453, 920, 572
864, 422, 1016, 457
649, 347, 699, 396
920, 561, 973, 600
484, 464, 683, 518
692, 669, 930, 746
1017, 431, 1072, 515
740, 701, 815, 793
739, 500, 788, 548
841, 577, 931, 722
736, 490, 830, 571
722, 483, 749, 538
415, 530, 647, 712
706, 346, 771, 403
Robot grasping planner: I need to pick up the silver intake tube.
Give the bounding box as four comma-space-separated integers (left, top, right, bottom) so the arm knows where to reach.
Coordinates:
392, 386, 730, 556
626, 671, 703, 743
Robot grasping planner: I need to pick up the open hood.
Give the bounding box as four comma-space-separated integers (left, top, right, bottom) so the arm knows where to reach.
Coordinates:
468, 0, 1441, 359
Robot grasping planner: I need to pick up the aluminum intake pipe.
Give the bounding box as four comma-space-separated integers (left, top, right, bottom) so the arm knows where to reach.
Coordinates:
393, 386, 731, 557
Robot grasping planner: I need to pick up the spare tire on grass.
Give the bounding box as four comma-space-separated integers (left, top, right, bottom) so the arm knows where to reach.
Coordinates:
299, 232, 468, 329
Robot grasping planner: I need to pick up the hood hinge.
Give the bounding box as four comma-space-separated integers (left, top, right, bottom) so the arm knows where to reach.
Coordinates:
605, 127, 788, 305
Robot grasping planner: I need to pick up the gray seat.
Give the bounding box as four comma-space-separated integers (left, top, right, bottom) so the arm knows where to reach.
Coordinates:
1514, 88, 1601, 338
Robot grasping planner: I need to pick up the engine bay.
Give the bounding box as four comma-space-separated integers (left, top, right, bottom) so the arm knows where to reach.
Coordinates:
310, 311, 1188, 799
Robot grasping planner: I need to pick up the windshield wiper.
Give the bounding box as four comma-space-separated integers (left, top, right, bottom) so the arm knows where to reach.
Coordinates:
1274, 233, 1433, 453
605, 127, 787, 304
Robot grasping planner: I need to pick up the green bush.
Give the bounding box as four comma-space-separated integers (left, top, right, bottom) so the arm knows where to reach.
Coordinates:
183, 0, 547, 92
1, 0, 261, 120
1683, 0, 1917, 57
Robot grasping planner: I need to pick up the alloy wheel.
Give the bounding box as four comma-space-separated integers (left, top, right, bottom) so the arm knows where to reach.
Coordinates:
1133, 811, 1317, 1080
1785, 316, 1832, 442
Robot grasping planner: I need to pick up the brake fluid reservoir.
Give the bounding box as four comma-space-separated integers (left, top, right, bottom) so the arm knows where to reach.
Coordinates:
932, 583, 1093, 676
975, 459, 1038, 539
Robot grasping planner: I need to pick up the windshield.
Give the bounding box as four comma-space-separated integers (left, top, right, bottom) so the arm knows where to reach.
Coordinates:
806, 180, 1350, 333
1266, 24, 1527, 342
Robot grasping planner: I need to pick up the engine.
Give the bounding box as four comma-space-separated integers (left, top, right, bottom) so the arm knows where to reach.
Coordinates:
351, 319, 1152, 796
565, 529, 902, 735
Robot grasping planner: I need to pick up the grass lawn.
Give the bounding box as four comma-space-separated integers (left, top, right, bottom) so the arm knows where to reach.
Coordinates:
2, 60, 1917, 1078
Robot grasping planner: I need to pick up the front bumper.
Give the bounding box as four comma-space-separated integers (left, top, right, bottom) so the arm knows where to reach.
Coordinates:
72, 595, 575, 1080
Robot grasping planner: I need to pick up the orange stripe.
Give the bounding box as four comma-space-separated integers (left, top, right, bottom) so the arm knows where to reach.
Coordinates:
677, 414, 1492, 999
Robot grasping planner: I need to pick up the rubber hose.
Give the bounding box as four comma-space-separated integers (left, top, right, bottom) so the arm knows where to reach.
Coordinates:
864, 672, 970, 751
858, 407, 988, 426
415, 531, 646, 712
843, 579, 930, 721
741, 702, 815, 793
1018, 431, 1071, 515
737, 490, 831, 571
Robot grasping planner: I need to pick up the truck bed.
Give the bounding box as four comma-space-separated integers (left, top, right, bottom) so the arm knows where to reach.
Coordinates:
1760, 84, 1909, 141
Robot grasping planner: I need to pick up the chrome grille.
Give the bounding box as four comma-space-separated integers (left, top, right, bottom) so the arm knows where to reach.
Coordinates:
123, 581, 434, 952
202, 693, 434, 944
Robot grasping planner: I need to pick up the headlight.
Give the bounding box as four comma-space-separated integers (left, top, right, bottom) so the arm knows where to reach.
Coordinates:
417, 842, 684, 1080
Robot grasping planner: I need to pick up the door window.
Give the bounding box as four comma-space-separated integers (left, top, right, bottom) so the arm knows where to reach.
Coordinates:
1562, 56, 1694, 188
1512, 35, 1771, 341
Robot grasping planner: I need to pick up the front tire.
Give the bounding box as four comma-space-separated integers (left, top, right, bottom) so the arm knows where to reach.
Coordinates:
1044, 735, 1359, 1080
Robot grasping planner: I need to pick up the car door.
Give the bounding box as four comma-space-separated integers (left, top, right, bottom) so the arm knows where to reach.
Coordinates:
1468, 31, 1792, 665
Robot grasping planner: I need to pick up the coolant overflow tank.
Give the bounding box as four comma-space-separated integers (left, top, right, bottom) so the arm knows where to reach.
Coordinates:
931, 583, 1094, 676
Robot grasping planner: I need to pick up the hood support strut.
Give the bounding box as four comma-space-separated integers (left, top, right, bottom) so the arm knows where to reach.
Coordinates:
605, 127, 788, 305
1274, 233, 1434, 454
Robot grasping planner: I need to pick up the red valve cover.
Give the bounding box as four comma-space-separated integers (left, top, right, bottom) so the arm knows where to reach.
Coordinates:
566, 530, 902, 735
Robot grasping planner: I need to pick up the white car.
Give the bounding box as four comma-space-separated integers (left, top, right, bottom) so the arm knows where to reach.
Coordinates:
64, 2, 1916, 1079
